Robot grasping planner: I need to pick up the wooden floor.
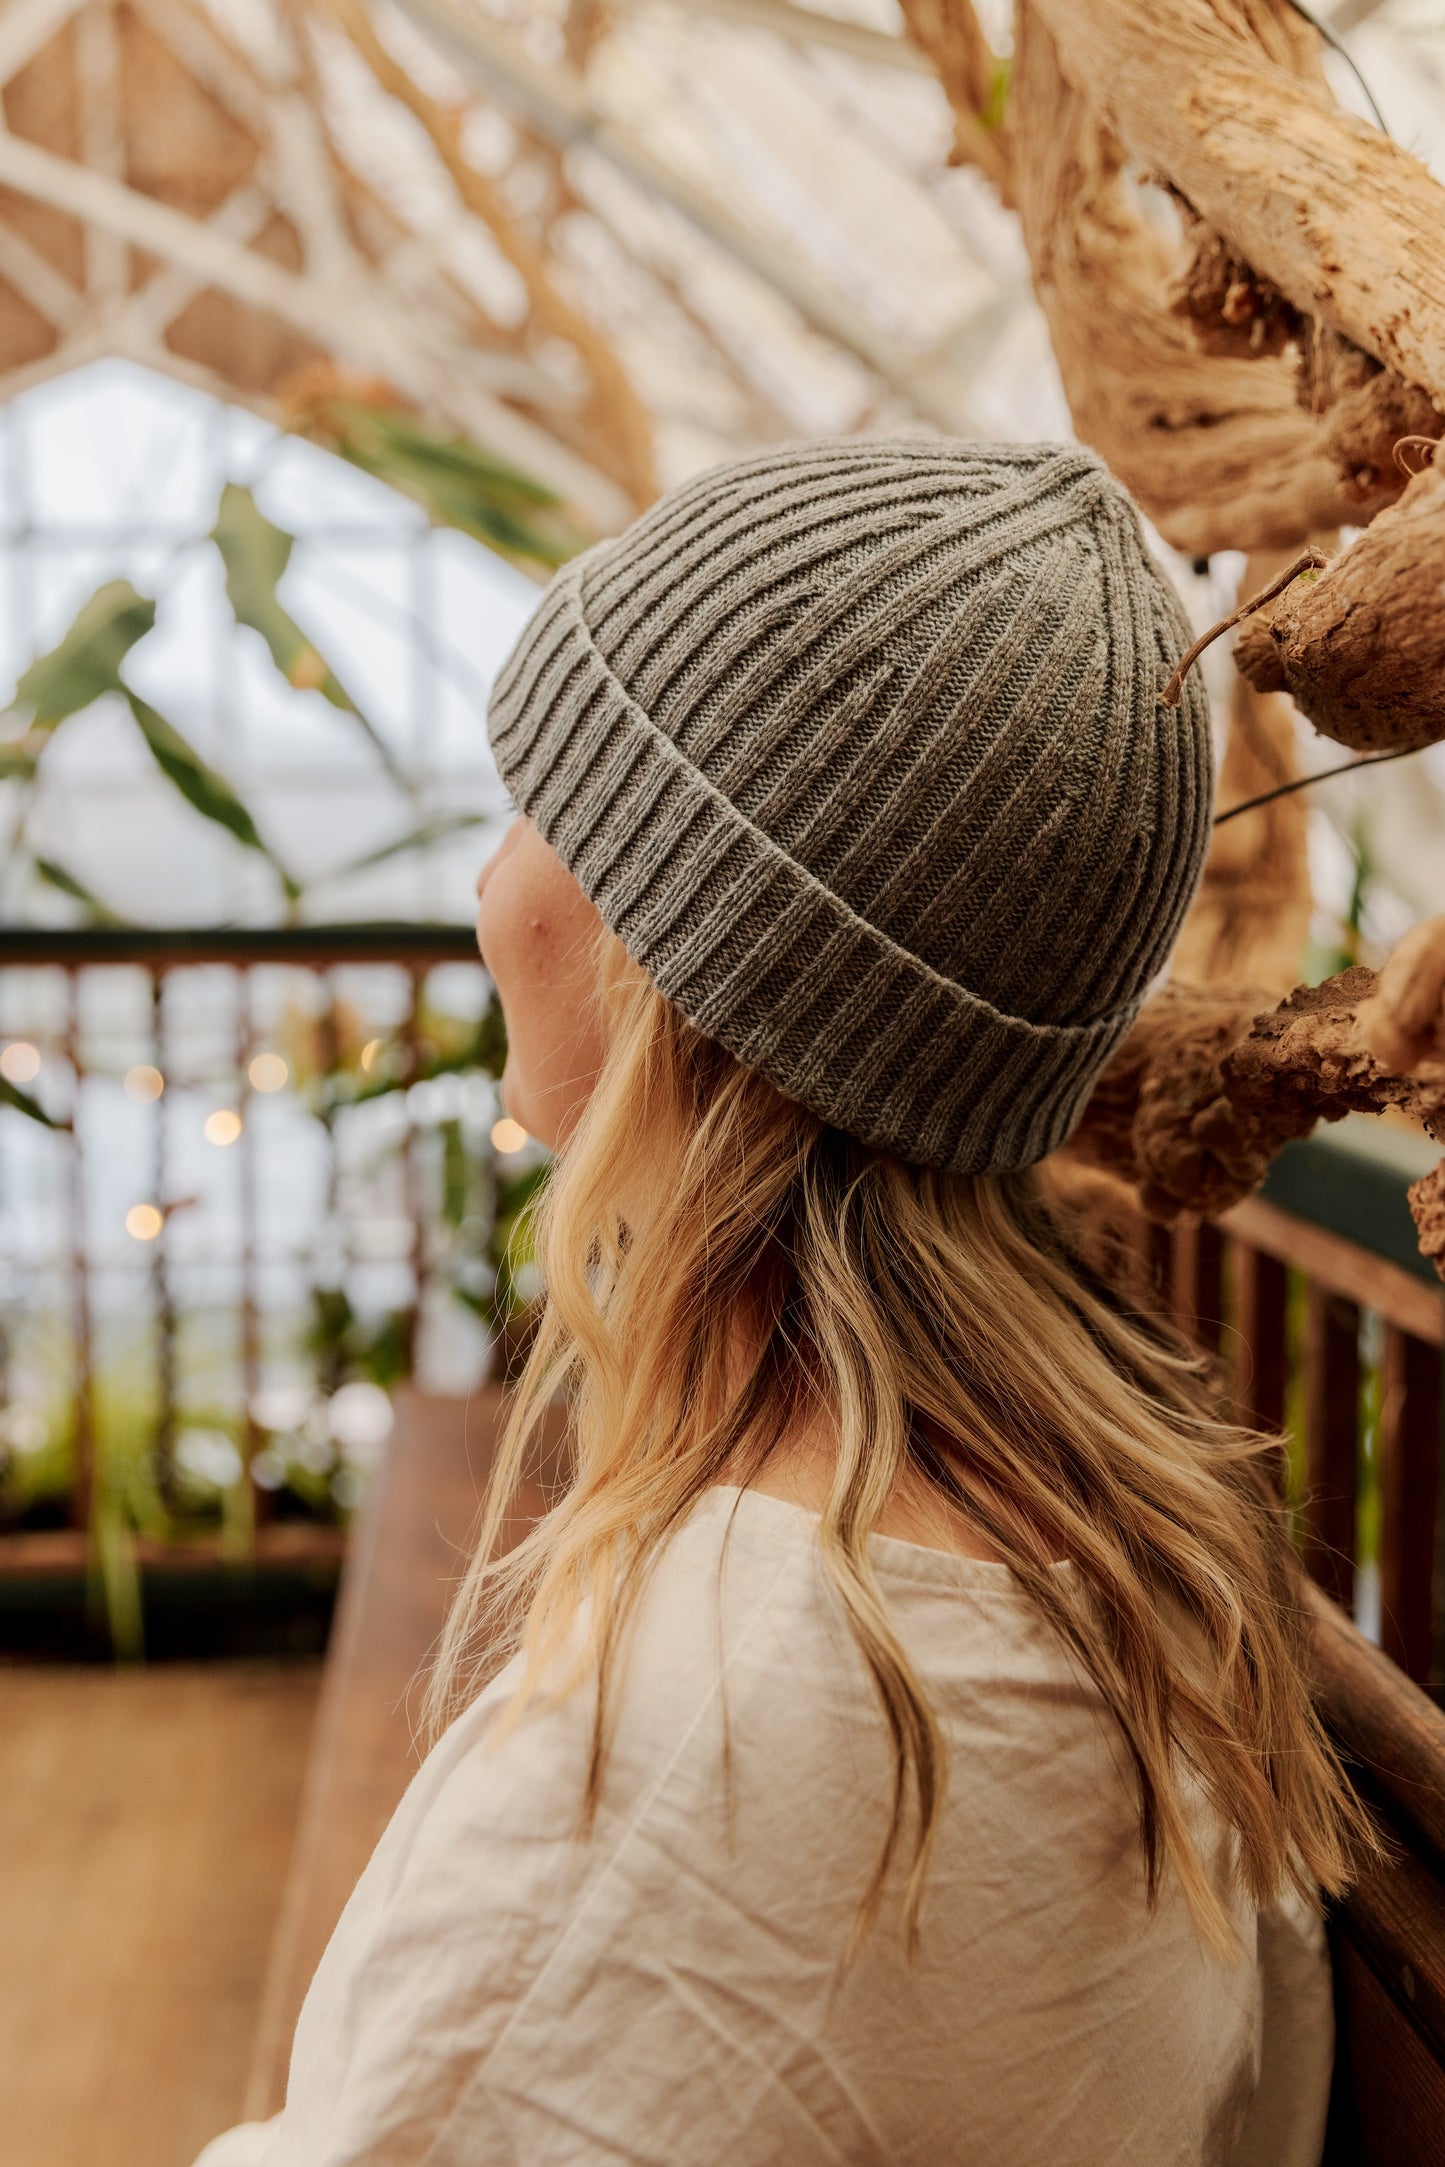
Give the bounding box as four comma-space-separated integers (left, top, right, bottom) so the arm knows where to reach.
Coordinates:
0, 1660, 320, 2167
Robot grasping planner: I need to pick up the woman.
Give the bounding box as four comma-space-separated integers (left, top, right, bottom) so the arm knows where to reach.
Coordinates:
200, 440, 1360, 2166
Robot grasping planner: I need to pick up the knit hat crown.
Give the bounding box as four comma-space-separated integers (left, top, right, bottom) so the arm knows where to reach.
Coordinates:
488, 437, 1212, 1174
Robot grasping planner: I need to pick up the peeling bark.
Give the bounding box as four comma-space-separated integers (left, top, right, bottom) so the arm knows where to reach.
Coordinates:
1000, 3, 1440, 540
1067, 923, 1445, 1277
1167, 221, 1445, 497
1170, 210, 1299, 361
1357, 916, 1445, 1074
1234, 462, 1445, 753
1007, 4, 1369, 553
1318, 366, 1444, 506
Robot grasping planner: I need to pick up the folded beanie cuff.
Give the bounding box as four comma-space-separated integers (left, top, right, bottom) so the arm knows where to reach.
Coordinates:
489, 556, 1142, 1176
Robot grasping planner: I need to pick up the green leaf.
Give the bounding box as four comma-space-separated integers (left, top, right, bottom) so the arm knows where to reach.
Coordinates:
211, 486, 402, 779
496, 1160, 548, 1217
125, 691, 301, 901
359, 1311, 414, 1389
0, 1075, 68, 1130
0, 740, 38, 780
300, 400, 589, 570
332, 403, 560, 507
303, 1285, 357, 1368
34, 856, 130, 925
13, 581, 156, 729
981, 55, 1011, 133
440, 1116, 470, 1229
491, 1164, 547, 1317
323, 810, 489, 880
322, 1002, 504, 1114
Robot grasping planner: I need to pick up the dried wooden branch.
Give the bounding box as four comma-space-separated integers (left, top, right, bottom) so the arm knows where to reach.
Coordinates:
1234, 460, 1445, 753
0, 0, 645, 533
1309, 348, 1444, 505
386, 0, 981, 434
1006, 3, 1365, 553
904, 4, 1441, 544
900, 3, 1445, 1273
321, 0, 657, 512
1358, 918, 1445, 1075
1028, 0, 1445, 412
1166, 177, 1444, 510
897, 0, 1011, 197
1066, 920, 1445, 1278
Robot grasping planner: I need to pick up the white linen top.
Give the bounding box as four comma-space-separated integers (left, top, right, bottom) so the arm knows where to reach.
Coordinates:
196, 1486, 1332, 2167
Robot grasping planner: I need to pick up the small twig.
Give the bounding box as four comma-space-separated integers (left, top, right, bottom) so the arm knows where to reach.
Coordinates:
1160, 548, 1330, 710
1214, 741, 1422, 824
1393, 433, 1439, 477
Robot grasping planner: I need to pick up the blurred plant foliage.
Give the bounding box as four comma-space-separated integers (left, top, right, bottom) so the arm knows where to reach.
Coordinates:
0, 399, 582, 933
0, 404, 565, 1642
293, 393, 590, 568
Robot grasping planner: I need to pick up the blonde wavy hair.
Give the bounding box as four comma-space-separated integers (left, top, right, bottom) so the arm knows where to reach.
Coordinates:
427, 934, 1367, 1951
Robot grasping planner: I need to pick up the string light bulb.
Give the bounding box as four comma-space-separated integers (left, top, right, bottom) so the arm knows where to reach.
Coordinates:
1, 1042, 40, 1085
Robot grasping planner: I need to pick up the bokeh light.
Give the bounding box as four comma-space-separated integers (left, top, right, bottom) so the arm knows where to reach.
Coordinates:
125, 1203, 163, 1241
296, 1433, 337, 1476
250, 1382, 311, 1433
0, 1405, 48, 1456
176, 1429, 243, 1489
491, 1116, 527, 1154
248, 1052, 288, 1092
124, 1064, 164, 1103
1, 1041, 41, 1085
203, 1109, 243, 1146
326, 1381, 394, 1458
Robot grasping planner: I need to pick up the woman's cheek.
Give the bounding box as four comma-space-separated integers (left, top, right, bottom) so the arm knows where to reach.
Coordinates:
475, 831, 605, 1143
482, 919, 577, 1141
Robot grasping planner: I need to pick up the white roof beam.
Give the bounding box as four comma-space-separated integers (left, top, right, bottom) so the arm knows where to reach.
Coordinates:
383, 0, 981, 433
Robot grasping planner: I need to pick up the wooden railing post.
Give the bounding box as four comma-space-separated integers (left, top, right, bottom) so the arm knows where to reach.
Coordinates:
1172, 1217, 1225, 1353
1303, 1286, 1360, 1614
1227, 1238, 1288, 1434
1378, 1326, 1443, 1687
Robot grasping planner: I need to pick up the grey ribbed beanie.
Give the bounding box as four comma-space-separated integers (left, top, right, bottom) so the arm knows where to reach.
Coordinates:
488, 438, 1212, 1174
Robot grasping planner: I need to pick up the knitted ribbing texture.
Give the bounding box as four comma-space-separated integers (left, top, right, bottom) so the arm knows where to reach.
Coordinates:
488, 438, 1212, 1175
